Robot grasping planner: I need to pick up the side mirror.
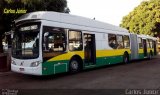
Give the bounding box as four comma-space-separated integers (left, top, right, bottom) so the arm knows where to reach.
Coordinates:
44, 32, 49, 37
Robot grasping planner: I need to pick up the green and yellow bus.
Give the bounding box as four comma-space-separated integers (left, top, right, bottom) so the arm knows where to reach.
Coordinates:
11, 11, 157, 76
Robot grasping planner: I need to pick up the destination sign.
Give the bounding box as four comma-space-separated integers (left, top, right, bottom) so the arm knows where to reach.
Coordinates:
19, 25, 38, 31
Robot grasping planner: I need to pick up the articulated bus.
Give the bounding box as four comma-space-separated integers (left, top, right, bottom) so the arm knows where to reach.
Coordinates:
130, 34, 157, 60
11, 11, 158, 76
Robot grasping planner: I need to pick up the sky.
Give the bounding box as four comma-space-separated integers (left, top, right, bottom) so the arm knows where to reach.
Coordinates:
68, 0, 144, 26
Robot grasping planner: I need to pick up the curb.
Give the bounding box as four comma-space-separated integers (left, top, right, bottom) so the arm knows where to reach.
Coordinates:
0, 71, 12, 76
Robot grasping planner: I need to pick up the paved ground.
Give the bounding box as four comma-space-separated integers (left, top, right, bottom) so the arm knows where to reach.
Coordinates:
0, 55, 160, 94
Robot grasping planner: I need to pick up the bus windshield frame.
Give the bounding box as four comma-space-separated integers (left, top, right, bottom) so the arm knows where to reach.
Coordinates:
12, 22, 41, 59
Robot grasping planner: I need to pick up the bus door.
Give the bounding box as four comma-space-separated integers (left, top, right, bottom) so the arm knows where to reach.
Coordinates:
143, 39, 147, 57
153, 41, 157, 55
84, 33, 96, 65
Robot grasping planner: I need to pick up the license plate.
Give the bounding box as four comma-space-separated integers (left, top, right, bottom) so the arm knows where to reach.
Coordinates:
19, 68, 24, 71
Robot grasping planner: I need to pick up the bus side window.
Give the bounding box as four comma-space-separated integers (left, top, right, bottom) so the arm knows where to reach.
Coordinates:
138, 37, 143, 49
149, 39, 153, 48
68, 30, 83, 51
116, 35, 124, 49
43, 26, 66, 52
108, 34, 117, 49
147, 39, 152, 48
124, 35, 130, 49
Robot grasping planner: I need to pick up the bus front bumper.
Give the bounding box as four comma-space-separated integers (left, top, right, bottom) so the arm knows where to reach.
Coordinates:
11, 64, 42, 76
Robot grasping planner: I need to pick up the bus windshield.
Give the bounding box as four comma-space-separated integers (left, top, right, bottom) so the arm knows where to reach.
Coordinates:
12, 22, 41, 59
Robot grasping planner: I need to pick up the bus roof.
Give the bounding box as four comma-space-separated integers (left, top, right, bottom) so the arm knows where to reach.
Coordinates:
15, 11, 128, 33
138, 34, 157, 40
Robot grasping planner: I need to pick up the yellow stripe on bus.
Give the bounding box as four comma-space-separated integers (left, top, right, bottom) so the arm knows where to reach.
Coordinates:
138, 49, 143, 54
48, 49, 131, 62
138, 48, 154, 54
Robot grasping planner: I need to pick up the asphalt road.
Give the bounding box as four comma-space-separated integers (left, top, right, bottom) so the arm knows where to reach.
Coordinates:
0, 55, 160, 95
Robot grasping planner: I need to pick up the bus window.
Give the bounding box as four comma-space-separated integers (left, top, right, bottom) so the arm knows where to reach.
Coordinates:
69, 30, 83, 51
147, 39, 151, 48
149, 39, 153, 48
42, 26, 66, 59
138, 37, 143, 49
117, 35, 124, 49
123, 35, 130, 49
12, 22, 41, 59
108, 34, 117, 49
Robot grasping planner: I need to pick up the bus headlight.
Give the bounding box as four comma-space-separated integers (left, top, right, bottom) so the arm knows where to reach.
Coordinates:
30, 61, 41, 67
12, 60, 16, 65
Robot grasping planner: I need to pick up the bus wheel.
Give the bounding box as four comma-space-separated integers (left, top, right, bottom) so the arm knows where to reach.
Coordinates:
69, 58, 80, 73
123, 54, 129, 64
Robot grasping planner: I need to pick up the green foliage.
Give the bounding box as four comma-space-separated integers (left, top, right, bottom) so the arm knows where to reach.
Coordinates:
0, 0, 69, 32
0, 0, 69, 53
120, 0, 160, 37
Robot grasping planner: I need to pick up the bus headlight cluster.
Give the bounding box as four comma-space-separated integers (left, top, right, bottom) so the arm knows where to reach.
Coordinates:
30, 61, 41, 67
11, 60, 16, 65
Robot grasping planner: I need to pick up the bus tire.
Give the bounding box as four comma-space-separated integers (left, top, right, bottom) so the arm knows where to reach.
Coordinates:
69, 58, 80, 73
123, 53, 129, 64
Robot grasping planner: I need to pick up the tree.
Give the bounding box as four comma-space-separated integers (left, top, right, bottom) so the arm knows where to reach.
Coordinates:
120, 0, 160, 37
0, 0, 69, 53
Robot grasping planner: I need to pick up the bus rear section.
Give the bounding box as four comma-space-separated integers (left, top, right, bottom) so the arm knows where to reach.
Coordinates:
130, 34, 157, 60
